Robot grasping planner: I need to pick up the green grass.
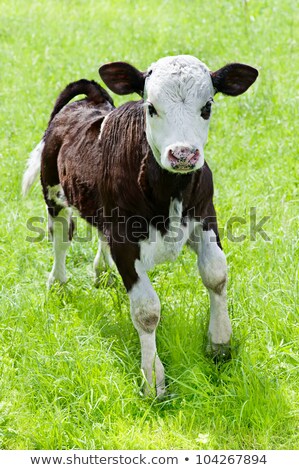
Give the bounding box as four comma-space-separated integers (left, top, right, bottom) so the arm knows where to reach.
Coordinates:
0, 0, 298, 450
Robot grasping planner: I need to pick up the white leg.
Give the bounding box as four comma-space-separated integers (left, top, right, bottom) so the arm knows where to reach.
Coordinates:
195, 227, 232, 357
47, 207, 72, 288
129, 260, 165, 396
93, 234, 115, 285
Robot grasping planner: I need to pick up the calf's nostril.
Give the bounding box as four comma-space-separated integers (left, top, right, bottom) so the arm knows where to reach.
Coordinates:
186, 149, 200, 163
168, 147, 200, 168
168, 149, 179, 162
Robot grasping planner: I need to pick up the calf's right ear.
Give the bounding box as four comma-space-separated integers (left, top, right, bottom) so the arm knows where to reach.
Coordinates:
99, 62, 146, 96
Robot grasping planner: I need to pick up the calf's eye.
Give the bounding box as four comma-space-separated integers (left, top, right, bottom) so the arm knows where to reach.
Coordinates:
148, 103, 158, 117
201, 100, 213, 120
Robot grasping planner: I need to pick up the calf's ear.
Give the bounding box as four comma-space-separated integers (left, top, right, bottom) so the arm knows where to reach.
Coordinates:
211, 63, 258, 96
99, 62, 146, 96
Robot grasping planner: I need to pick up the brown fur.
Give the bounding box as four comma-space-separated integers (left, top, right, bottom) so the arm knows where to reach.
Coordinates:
41, 81, 220, 290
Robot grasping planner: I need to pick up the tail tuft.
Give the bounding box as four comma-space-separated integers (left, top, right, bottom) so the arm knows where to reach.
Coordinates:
22, 139, 45, 196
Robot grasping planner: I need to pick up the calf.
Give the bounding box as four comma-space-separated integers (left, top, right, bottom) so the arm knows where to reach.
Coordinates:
23, 55, 258, 396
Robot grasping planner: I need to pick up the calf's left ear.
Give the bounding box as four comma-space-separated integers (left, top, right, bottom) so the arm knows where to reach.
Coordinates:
99, 62, 146, 96
211, 63, 258, 96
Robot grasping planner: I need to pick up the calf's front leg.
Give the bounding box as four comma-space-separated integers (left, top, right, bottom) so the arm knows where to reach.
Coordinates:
191, 224, 232, 360
111, 242, 165, 397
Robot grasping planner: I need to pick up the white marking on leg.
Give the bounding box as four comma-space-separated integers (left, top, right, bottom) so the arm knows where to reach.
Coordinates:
47, 184, 67, 208
196, 227, 232, 347
93, 234, 115, 285
99, 235, 114, 269
129, 260, 165, 396
208, 289, 231, 346
48, 207, 72, 288
93, 239, 103, 276
139, 333, 165, 396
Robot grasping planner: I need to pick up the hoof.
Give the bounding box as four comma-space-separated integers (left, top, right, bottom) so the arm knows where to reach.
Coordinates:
47, 272, 67, 290
156, 382, 166, 400
207, 342, 232, 364
141, 369, 166, 399
142, 383, 166, 400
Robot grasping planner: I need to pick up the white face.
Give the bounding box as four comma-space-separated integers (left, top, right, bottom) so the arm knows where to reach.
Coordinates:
143, 55, 215, 173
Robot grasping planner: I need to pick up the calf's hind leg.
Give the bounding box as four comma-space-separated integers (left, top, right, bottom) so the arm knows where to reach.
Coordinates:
46, 185, 73, 288
93, 233, 116, 286
40, 135, 74, 288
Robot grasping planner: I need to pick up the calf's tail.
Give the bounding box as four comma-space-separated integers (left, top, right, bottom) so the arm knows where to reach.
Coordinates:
22, 79, 114, 196
22, 139, 45, 196
47, 79, 114, 125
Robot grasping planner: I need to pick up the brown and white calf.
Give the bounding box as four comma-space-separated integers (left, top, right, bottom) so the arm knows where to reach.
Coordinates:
23, 55, 258, 396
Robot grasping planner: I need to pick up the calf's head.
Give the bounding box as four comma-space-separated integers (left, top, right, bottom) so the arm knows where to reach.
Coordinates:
99, 55, 258, 174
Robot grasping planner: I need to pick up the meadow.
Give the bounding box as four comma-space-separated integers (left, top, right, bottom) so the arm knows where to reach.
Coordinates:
0, 0, 298, 450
